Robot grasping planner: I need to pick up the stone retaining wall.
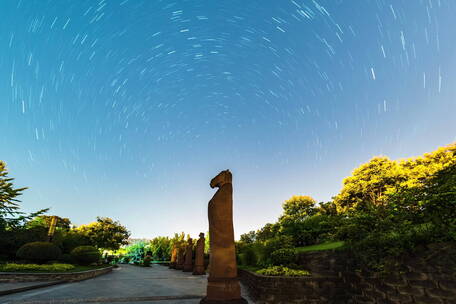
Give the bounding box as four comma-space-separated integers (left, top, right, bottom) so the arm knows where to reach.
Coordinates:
0, 266, 113, 283
239, 269, 349, 304
239, 243, 456, 304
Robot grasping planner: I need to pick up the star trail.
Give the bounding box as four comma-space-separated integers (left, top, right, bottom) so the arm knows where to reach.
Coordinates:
1, 0, 455, 238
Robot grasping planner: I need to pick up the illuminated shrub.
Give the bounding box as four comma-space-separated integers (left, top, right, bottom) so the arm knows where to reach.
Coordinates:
0, 263, 74, 272
256, 266, 310, 277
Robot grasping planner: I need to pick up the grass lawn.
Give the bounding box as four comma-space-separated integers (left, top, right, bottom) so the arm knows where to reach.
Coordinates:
0, 264, 110, 273
296, 241, 345, 253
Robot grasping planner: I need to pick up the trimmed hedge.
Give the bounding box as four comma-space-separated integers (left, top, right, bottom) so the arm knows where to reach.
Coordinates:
71, 246, 100, 265
16, 242, 62, 263
0, 263, 74, 272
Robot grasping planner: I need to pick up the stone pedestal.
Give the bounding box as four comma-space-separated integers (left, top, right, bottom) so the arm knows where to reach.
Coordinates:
201, 278, 247, 303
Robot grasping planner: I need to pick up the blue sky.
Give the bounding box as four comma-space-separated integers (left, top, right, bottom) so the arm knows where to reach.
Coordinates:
1, 0, 455, 238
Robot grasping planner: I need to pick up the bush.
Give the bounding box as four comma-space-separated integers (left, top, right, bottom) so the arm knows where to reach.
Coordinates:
60, 230, 91, 254
16, 242, 62, 263
60, 253, 74, 264
256, 266, 310, 277
270, 248, 296, 266
261, 236, 293, 265
71, 246, 100, 265
0, 263, 74, 272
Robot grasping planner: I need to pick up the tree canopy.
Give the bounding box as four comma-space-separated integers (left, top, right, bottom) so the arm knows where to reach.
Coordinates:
333, 143, 456, 214
76, 217, 130, 250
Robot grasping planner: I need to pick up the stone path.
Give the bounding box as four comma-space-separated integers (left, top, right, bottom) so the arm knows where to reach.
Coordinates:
0, 265, 253, 304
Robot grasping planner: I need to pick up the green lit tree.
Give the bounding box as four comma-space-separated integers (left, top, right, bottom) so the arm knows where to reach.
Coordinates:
76, 217, 130, 250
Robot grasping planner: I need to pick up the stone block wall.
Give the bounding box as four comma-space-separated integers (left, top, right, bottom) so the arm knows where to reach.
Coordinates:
239, 243, 456, 304
239, 269, 349, 304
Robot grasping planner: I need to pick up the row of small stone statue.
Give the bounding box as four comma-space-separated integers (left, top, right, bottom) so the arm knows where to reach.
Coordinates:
169, 232, 206, 275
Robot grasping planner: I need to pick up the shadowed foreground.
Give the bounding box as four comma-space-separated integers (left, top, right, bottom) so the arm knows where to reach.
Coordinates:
0, 265, 253, 304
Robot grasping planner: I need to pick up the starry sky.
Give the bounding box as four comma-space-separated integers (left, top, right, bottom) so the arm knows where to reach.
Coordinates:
1, 0, 455, 239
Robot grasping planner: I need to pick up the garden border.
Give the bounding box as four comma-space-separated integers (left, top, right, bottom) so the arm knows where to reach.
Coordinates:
0, 266, 113, 283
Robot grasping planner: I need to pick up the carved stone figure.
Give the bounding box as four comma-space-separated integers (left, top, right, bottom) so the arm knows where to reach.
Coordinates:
183, 238, 194, 272
193, 232, 206, 275
169, 245, 177, 269
201, 170, 247, 304
176, 245, 184, 270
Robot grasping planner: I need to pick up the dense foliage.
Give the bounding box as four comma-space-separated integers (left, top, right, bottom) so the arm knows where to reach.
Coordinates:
270, 248, 296, 266
71, 246, 101, 265
76, 217, 130, 251
0, 160, 129, 263
238, 143, 456, 271
27, 215, 71, 230
16, 242, 62, 263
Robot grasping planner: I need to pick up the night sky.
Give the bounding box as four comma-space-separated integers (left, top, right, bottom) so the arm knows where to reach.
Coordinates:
1, 0, 455, 238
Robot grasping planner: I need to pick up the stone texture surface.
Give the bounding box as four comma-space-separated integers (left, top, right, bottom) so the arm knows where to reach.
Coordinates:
176, 246, 185, 270
184, 238, 194, 272
169, 245, 177, 269
240, 243, 456, 304
193, 233, 206, 275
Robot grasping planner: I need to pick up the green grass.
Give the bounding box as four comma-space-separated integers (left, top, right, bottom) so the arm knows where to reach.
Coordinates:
238, 265, 262, 272
296, 241, 345, 253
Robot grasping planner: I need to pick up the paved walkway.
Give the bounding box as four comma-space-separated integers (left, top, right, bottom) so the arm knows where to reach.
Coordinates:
0, 281, 62, 294
0, 265, 253, 304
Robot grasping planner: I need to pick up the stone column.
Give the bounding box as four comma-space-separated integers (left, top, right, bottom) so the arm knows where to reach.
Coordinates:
169, 245, 177, 269
176, 245, 185, 270
193, 233, 206, 275
201, 170, 247, 304
183, 238, 194, 272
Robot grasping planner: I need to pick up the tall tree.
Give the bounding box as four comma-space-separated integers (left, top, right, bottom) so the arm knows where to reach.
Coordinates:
279, 195, 317, 222
0, 161, 47, 228
0, 161, 27, 225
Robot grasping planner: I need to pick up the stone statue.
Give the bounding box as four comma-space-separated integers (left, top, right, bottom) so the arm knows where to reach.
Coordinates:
183, 238, 194, 272
193, 232, 206, 275
176, 245, 185, 270
169, 245, 177, 269
201, 170, 247, 304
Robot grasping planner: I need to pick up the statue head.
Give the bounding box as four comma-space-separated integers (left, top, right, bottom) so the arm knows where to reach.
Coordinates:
199, 232, 205, 238
187, 238, 193, 245
210, 169, 232, 189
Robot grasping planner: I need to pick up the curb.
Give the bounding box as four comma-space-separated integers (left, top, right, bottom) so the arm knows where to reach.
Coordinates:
0, 280, 65, 296
0, 266, 113, 296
